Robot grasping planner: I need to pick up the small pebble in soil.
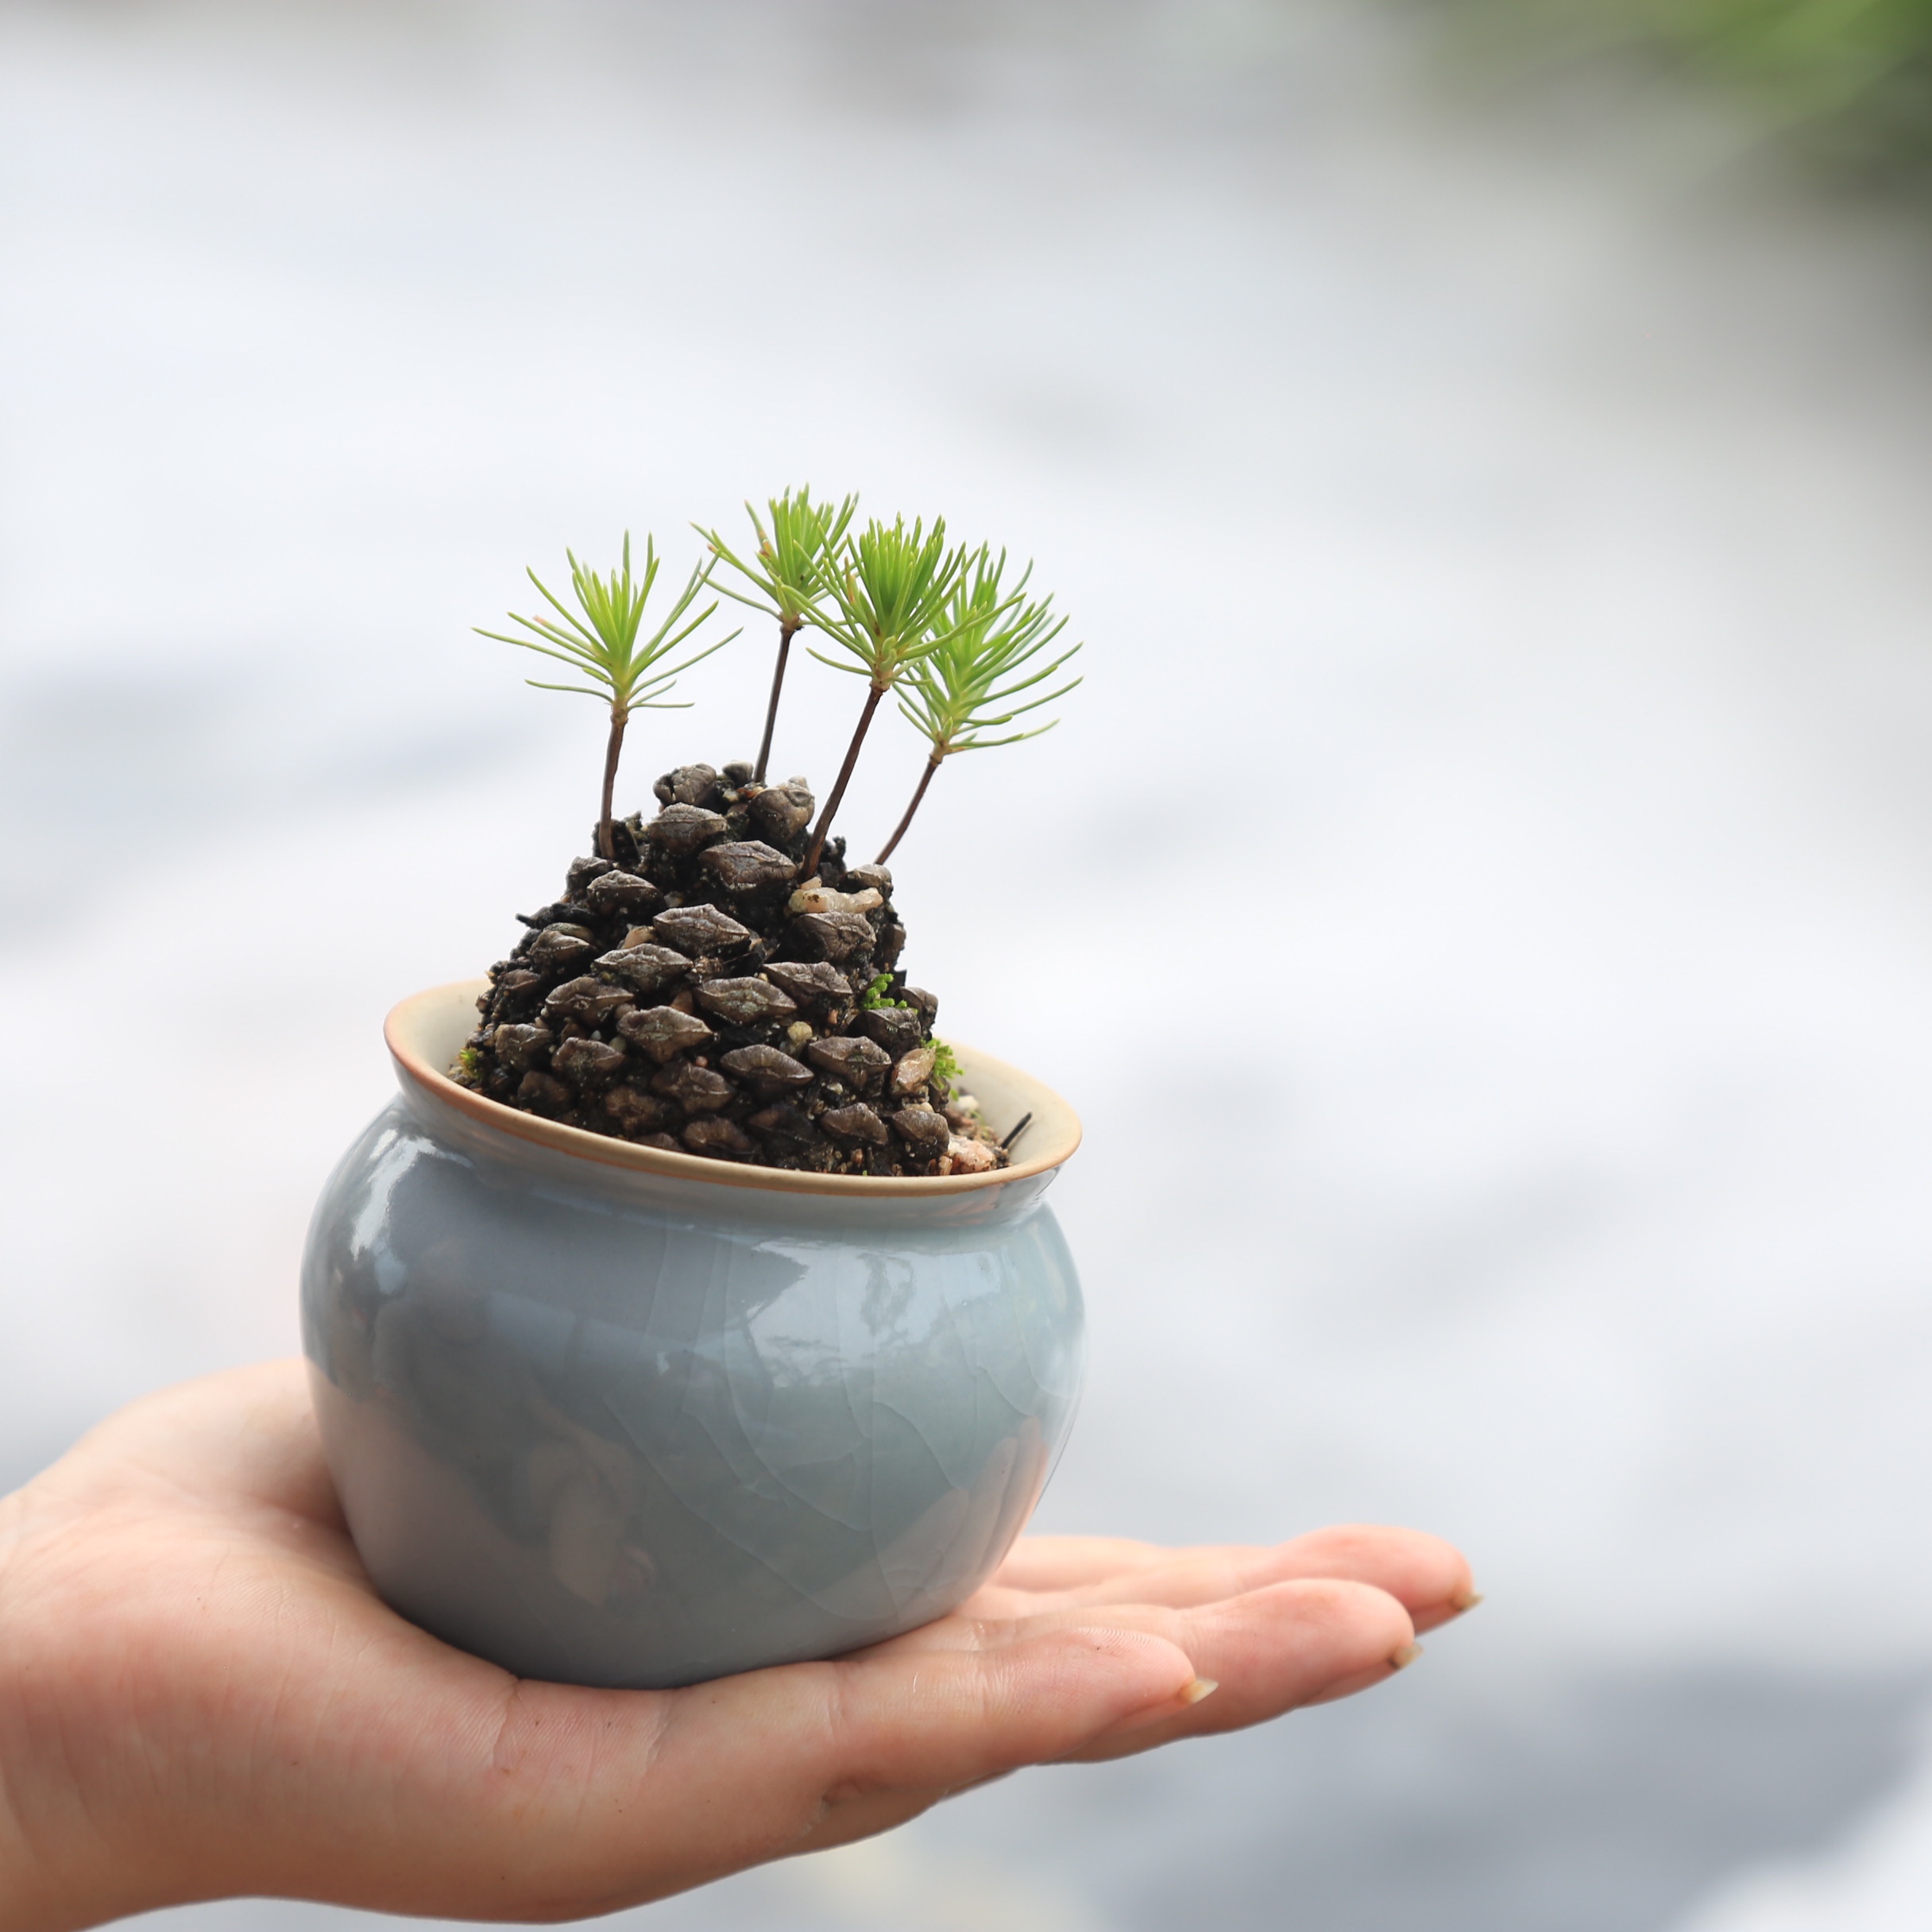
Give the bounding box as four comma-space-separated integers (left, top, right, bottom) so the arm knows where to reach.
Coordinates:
552, 1036, 627, 1085
719, 1045, 814, 1095
492, 1022, 553, 1071
656, 764, 723, 809
891, 1045, 937, 1096
859, 1007, 923, 1057
527, 924, 593, 968
695, 977, 798, 1025
616, 1005, 713, 1063
566, 856, 615, 897
891, 1106, 951, 1152
585, 869, 663, 918
701, 841, 798, 894
763, 960, 852, 1010
946, 1137, 999, 1174
788, 883, 884, 917
652, 904, 754, 957
644, 803, 729, 856
651, 1061, 735, 1113
552, 1043, 618, 1089
806, 1035, 891, 1089
605, 1084, 675, 1133
792, 910, 874, 962
597, 945, 690, 995
820, 1102, 889, 1146
516, 1070, 571, 1115
746, 1101, 817, 1143
683, 1115, 754, 1157
543, 976, 634, 1026
749, 784, 813, 844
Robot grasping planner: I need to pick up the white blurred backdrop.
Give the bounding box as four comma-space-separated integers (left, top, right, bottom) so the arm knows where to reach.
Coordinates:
6, 2, 1932, 1927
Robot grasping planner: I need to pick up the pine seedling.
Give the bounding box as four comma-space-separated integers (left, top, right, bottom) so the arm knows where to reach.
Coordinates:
478, 535, 737, 860
698, 485, 858, 784
876, 548, 1081, 864
798, 515, 969, 876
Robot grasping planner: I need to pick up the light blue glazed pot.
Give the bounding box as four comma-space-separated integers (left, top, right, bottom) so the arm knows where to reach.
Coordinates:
301, 983, 1084, 1690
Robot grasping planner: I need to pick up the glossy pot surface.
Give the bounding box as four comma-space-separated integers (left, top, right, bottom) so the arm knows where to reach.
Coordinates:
301, 983, 1084, 1688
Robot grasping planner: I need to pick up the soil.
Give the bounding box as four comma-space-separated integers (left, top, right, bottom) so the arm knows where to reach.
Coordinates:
454, 759, 1012, 1177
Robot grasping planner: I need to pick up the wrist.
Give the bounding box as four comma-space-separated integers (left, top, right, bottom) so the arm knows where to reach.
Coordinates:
0, 1489, 164, 1932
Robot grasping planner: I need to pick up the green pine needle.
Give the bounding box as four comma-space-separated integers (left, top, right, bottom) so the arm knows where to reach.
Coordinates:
477, 533, 736, 724
896, 548, 1083, 759
806, 516, 972, 693
698, 485, 859, 636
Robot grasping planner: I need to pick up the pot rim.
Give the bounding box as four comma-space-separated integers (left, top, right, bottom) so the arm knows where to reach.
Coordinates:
386, 980, 1083, 1200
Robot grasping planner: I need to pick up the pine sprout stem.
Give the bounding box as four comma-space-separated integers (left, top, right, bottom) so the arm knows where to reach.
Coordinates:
752, 618, 799, 786
876, 751, 943, 865
802, 684, 885, 879
598, 709, 627, 860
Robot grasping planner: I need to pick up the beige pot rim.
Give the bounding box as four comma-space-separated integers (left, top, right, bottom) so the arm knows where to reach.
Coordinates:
386, 980, 1083, 1200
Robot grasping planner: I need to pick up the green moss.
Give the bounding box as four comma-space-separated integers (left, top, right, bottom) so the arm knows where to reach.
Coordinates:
860, 972, 911, 1011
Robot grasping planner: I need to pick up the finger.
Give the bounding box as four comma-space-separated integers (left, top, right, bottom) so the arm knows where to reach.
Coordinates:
975, 1525, 1475, 1633
662, 1625, 1200, 1872
867, 1577, 1416, 1762
1072, 1578, 1419, 1757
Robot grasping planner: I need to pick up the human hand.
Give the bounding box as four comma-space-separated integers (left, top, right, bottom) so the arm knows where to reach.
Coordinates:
0, 1362, 1474, 1929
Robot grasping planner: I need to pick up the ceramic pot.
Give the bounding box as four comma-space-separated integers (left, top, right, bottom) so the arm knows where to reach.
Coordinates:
300, 983, 1084, 1690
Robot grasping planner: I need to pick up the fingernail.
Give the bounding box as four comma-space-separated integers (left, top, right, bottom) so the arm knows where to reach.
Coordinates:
1181, 1677, 1219, 1705
1390, 1643, 1424, 1671
1452, 1589, 1485, 1613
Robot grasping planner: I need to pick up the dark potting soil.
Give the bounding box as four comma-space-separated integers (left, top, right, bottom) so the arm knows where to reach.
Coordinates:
453, 759, 1010, 1177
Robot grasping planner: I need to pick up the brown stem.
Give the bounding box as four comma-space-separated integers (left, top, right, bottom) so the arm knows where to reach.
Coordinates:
876, 752, 942, 865
802, 684, 884, 879
752, 618, 799, 786
597, 708, 626, 861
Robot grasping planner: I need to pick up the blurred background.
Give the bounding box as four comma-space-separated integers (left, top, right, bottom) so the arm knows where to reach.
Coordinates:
6, 1, 1932, 1926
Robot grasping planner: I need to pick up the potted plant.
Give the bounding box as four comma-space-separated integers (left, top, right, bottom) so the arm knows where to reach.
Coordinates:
301, 491, 1089, 1690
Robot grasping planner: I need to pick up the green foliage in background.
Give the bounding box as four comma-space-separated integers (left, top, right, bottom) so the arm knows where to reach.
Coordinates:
1460, 0, 1932, 184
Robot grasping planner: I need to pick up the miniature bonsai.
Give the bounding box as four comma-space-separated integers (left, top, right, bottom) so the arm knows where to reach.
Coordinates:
454, 491, 1081, 1177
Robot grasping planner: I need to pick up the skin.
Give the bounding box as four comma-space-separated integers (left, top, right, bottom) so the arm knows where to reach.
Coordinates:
0, 1363, 1475, 1930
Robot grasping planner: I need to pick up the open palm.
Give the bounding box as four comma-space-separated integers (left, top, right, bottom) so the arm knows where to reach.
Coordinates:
0, 1362, 1473, 1930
